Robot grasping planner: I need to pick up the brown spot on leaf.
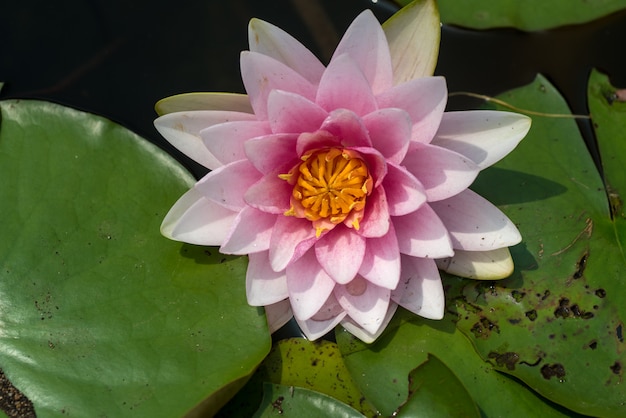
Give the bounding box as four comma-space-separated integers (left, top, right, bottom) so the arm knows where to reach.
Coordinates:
525, 309, 538, 321
610, 362, 622, 375
471, 317, 500, 339
541, 363, 566, 381
488, 352, 520, 370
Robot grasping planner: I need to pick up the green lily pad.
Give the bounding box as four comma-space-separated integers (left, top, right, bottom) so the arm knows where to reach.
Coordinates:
253, 383, 365, 418
337, 309, 579, 418
447, 74, 625, 416
218, 338, 378, 417
0, 100, 271, 416
396, 0, 626, 30
398, 354, 480, 417
337, 73, 626, 417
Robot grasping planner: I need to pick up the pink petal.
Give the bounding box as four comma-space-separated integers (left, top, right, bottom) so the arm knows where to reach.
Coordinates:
296, 129, 342, 157
267, 90, 328, 134
430, 189, 522, 250
269, 216, 317, 271
286, 249, 336, 320
200, 120, 270, 166
247, 251, 289, 306
362, 108, 411, 164
265, 300, 293, 334
402, 143, 480, 202
195, 160, 261, 211
244, 133, 299, 174
332, 10, 393, 95
161, 188, 238, 246
248, 18, 325, 84
351, 146, 387, 187
296, 293, 346, 340
391, 256, 444, 319
383, 163, 426, 216
393, 203, 454, 258
316, 54, 377, 116
376, 76, 447, 144
241, 51, 317, 120
221, 206, 276, 254
432, 111, 531, 169
244, 172, 293, 214
154, 110, 256, 170
340, 303, 397, 343
315, 227, 366, 284
319, 109, 372, 148
335, 277, 391, 335
358, 187, 390, 238
358, 224, 401, 290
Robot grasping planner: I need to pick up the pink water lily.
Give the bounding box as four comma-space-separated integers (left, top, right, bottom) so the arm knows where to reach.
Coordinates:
155, 4, 530, 342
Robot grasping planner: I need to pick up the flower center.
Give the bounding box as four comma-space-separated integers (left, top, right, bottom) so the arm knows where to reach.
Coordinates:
281, 148, 373, 236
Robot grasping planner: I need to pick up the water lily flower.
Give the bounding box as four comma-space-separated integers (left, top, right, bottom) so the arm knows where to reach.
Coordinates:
154, 1, 531, 343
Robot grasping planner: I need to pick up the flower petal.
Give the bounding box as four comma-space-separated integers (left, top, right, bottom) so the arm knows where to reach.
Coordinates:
362, 108, 411, 164
154, 111, 257, 170
244, 133, 299, 174
244, 172, 293, 214
316, 54, 377, 116
402, 143, 480, 202
195, 160, 261, 211
358, 224, 401, 290
436, 247, 515, 280
383, 163, 426, 216
376, 76, 447, 144
247, 251, 289, 306
315, 227, 366, 284
248, 18, 325, 84
358, 187, 390, 238
340, 303, 397, 344
335, 278, 391, 335
265, 300, 293, 334
221, 206, 276, 254
391, 256, 444, 319
430, 189, 522, 250
320, 109, 372, 148
155, 92, 253, 115
269, 216, 317, 271
161, 188, 237, 246
332, 10, 393, 94
241, 51, 317, 120
286, 249, 336, 320
393, 203, 454, 258
267, 90, 328, 134
382, 0, 440, 84
201, 120, 271, 166
296, 293, 346, 340
432, 110, 531, 169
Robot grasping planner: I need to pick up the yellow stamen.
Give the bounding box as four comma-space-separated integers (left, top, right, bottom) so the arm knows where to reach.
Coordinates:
282, 147, 372, 229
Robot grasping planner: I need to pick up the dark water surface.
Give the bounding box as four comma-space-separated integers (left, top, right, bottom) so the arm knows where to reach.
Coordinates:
2, 0, 625, 178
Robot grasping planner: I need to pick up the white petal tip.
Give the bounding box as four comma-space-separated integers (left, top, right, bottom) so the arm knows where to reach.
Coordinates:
437, 247, 515, 280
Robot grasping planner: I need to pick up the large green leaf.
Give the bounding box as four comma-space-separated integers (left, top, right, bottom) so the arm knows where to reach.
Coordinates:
219, 339, 378, 417
398, 354, 480, 418
336, 309, 578, 418
0, 100, 271, 416
338, 73, 626, 417
448, 74, 625, 417
253, 383, 365, 418
396, 0, 626, 30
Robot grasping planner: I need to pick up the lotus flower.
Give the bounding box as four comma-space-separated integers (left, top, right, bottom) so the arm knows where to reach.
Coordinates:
154, 2, 531, 342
